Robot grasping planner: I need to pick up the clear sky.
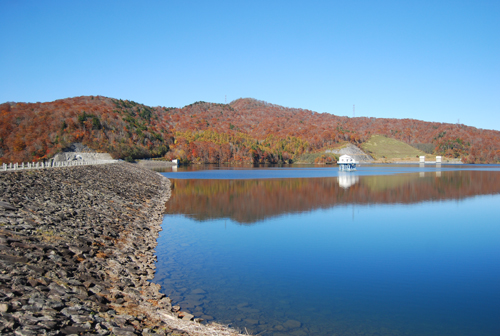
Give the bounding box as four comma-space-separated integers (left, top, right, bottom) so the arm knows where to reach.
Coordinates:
1, 0, 499, 131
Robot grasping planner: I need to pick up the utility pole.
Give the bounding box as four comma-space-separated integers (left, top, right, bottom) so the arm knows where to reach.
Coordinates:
353, 104, 355, 118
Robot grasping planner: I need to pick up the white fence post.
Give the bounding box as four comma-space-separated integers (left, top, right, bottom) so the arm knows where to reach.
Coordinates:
1, 157, 118, 173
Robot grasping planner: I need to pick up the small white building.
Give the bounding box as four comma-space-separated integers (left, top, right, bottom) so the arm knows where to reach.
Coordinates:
436, 156, 442, 163
419, 156, 426, 163
171, 159, 178, 166
337, 155, 358, 171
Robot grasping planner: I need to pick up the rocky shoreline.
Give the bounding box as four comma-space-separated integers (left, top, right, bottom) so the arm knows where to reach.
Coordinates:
0, 163, 242, 336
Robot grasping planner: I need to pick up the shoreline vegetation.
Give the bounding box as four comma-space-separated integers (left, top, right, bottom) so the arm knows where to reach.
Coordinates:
0, 163, 244, 336
1, 96, 499, 166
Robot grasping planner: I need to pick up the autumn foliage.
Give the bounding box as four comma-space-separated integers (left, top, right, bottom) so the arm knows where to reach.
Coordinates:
1, 96, 499, 164
166, 170, 500, 224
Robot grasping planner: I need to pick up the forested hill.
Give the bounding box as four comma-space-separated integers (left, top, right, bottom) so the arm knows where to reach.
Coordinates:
1, 95, 499, 164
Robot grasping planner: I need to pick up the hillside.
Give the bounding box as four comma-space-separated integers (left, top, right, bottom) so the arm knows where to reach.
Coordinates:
361, 134, 428, 161
1, 96, 499, 164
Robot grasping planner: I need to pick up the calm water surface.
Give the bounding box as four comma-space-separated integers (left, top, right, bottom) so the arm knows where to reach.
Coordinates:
154, 165, 500, 336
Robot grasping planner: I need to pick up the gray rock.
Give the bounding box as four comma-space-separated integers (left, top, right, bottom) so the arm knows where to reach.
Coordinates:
181, 313, 194, 321
244, 318, 259, 325
37, 320, 57, 329
14, 329, 38, 336
112, 327, 137, 336
0, 201, 16, 210
283, 319, 302, 329
70, 314, 92, 324
0, 303, 10, 312
60, 325, 90, 334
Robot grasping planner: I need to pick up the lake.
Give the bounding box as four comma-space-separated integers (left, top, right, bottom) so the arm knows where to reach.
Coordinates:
153, 164, 500, 336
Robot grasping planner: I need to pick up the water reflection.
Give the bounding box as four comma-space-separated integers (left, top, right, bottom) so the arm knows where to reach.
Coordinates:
337, 172, 359, 189
156, 168, 500, 336
165, 170, 500, 224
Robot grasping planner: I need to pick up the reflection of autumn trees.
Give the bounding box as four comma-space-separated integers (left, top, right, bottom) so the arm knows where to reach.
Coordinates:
1, 96, 500, 164
165, 171, 500, 224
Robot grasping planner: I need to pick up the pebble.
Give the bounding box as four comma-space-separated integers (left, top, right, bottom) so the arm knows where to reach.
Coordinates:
0, 303, 9, 312
283, 319, 302, 329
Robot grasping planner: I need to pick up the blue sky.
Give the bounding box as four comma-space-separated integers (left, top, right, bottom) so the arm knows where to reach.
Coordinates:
1, 1, 499, 131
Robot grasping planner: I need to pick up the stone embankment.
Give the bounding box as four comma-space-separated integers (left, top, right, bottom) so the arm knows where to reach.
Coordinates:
0, 163, 242, 336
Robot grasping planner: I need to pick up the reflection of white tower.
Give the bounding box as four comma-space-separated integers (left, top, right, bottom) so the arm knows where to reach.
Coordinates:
338, 172, 359, 189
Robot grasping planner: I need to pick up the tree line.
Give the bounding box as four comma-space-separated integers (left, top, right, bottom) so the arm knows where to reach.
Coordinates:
1, 96, 499, 164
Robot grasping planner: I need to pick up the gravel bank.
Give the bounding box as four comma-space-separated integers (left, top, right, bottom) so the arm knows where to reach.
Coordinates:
0, 163, 241, 336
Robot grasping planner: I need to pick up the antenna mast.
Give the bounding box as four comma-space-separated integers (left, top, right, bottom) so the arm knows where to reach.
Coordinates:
225, 95, 227, 104
353, 104, 355, 118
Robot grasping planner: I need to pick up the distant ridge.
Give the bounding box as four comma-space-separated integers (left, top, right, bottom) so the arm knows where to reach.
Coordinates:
1, 96, 499, 164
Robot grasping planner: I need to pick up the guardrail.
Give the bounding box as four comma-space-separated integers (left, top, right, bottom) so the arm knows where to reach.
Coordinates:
2, 160, 117, 172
